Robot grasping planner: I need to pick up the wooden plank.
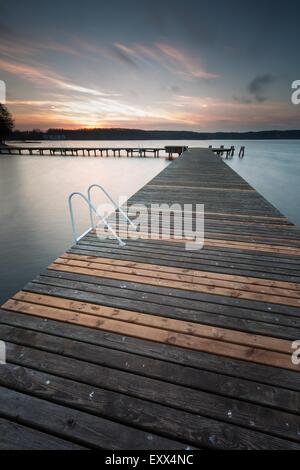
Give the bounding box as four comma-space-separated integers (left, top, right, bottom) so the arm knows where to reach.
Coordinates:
27, 276, 300, 333
79, 253, 299, 284
2, 298, 298, 370
49, 259, 300, 307
2, 309, 300, 393
0, 417, 85, 450
0, 386, 186, 450
54, 256, 300, 300
82, 234, 300, 265
110, 223, 300, 244
4, 341, 300, 443
129, 207, 288, 221
34, 268, 300, 319
1, 322, 299, 414
24, 278, 300, 344
82, 240, 300, 263
94, 227, 300, 255
2, 363, 298, 450
73, 241, 300, 281
205, 238, 300, 255
147, 184, 256, 192
61, 253, 300, 293
11, 291, 293, 354
109, 215, 300, 243
79, 238, 300, 272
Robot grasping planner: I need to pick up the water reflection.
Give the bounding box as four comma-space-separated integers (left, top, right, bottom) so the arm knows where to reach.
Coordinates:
0, 155, 168, 303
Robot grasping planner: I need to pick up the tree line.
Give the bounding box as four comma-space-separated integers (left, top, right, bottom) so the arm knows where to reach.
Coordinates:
0, 103, 14, 144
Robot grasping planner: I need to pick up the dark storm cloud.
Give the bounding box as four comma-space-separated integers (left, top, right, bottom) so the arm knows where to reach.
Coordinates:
234, 74, 275, 104
248, 75, 274, 102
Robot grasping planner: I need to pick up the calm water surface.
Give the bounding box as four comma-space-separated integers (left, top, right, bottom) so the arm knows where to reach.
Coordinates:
0, 139, 299, 303
0, 153, 168, 303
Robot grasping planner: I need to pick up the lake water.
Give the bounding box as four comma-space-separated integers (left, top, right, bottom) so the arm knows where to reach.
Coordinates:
0, 139, 299, 304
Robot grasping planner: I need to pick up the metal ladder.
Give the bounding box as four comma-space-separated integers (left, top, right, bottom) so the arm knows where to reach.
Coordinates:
68, 184, 135, 245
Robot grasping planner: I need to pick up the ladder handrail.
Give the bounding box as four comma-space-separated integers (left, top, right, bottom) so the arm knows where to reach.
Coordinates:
68, 191, 126, 245
87, 183, 136, 230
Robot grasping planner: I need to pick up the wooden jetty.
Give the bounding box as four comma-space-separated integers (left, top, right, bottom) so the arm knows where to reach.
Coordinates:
0, 147, 300, 449
209, 145, 237, 158
0, 145, 185, 159
0, 144, 232, 160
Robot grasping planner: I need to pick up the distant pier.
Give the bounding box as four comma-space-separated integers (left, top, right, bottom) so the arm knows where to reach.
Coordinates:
209, 145, 245, 158
0, 144, 246, 159
0, 145, 187, 160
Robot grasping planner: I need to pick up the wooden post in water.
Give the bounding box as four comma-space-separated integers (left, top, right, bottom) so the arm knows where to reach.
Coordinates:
239, 146, 245, 158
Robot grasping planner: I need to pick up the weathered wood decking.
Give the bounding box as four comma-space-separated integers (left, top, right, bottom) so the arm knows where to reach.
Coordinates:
0, 147, 300, 450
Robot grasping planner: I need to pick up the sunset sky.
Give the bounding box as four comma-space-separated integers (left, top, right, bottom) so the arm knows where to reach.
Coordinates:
1, 0, 300, 131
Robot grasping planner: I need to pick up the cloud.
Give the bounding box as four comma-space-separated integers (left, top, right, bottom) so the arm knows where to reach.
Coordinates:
113, 44, 138, 67
56, 81, 108, 96
0, 33, 218, 83
7, 94, 177, 129
0, 41, 37, 59
155, 43, 219, 80
247, 74, 274, 102
0, 38, 82, 60
165, 94, 300, 131
111, 42, 219, 80
234, 74, 275, 104
8, 92, 299, 132
0, 58, 110, 97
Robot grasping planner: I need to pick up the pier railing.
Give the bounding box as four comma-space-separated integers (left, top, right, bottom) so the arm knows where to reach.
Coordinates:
68, 183, 137, 245
68, 191, 126, 245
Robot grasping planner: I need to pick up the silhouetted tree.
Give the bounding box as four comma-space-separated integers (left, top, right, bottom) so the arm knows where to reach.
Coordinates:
0, 103, 14, 144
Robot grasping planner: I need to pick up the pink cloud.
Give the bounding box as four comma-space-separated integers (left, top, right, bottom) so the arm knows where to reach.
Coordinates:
113, 42, 219, 80
156, 43, 219, 79
0, 58, 109, 96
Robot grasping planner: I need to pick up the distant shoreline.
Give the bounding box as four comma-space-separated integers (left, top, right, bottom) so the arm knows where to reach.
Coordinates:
7, 128, 300, 141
